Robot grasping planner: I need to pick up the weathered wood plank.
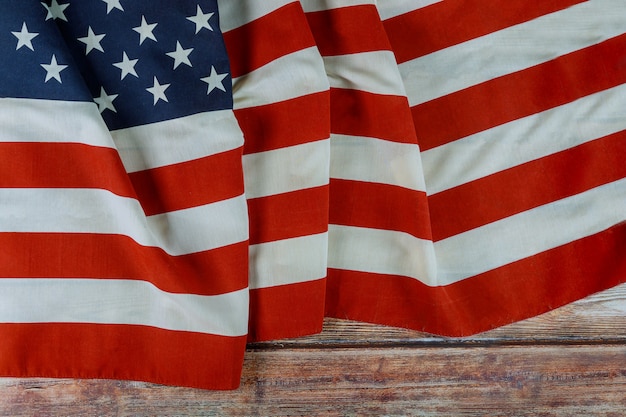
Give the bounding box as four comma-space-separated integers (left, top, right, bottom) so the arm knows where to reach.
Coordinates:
1, 345, 625, 416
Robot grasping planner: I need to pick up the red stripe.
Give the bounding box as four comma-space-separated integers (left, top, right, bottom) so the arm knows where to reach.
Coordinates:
223, 2, 316, 78
237, 91, 330, 155
129, 147, 244, 216
247, 186, 329, 245
248, 278, 326, 342
331, 88, 417, 144
383, 0, 587, 64
414, 34, 626, 151
429, 131, 626, 241
0, 233, 248, 295
329, 179, 432, 240
305, 5, 391, 56
0, 323, 246, 389
0, 142, 133, 197
326, 222, 626, 336
0, 142, 245, 217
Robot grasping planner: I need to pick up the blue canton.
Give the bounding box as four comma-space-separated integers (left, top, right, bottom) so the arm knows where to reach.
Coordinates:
1, 0, 232, 130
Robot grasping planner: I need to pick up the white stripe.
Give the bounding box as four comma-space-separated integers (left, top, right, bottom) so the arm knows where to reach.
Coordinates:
217, 0, 294, 32
0, 98, 113, 148
331, 134, 426, 192
148, 196, 249, 255
423, 84, 626, 195
243, 139, 330, 199
0, 98, 244, 175
328, 225, 438, 286
0, 279, 248, 337
112, 110, 244, 173
249, 233, 328, 290
435, 178, 626, 286
323, 51, 407, 96
300, 0, 376, 13
400, 0, 626, 106
1, 188, 248, 256
232, 47, 329, 110
377, 0, 443, 20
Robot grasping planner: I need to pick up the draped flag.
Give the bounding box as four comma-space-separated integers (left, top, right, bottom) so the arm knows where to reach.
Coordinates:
218, 0, 331, 342
299, 0, 438, 331
366, 0, 626, 335
0, 0, 249, 390
1, 0, 625, 390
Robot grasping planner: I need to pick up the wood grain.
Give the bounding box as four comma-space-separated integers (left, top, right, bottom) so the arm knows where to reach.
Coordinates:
1, 283, 625, 416
1, 345, 625, 416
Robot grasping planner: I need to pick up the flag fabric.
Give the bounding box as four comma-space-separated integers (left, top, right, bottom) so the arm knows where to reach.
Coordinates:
0, 0, 249, 390
218, 0, 331, 342
299, 0, 438, 332
366, 0, 626, 335
1, 0, 625, 390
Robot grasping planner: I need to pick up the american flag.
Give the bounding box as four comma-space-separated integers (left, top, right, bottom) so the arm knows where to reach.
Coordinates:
1, 0, 625, 390
299, 0, 437, 331
218, 0, 331, 342
0, 0, 249, 390
362, 0, 626, 334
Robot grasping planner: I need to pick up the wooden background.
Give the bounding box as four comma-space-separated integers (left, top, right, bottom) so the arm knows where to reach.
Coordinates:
1, 283, 625, 416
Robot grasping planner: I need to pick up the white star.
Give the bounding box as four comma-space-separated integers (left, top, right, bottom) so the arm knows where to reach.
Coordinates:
201, 66, 228, 95
41, 0, 69, 22
94, 87, 118, 113
166, 41, 193, 70
41, 54, 68, 83
78, 26, 105, 55
12, 22, 39, 51
146, 77, 170, 105
112, 52, 138, 80
186, 5, 214, 33
101, 0, 123, 14
133, 15, 157, 45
